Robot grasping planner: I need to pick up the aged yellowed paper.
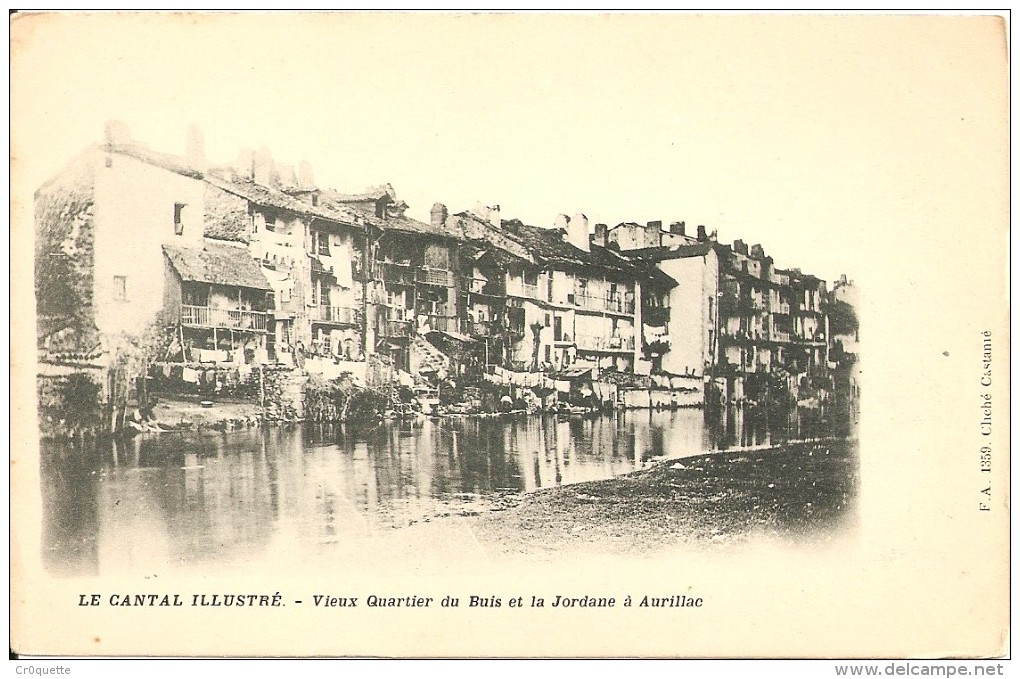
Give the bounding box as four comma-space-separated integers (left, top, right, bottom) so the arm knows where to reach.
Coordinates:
10, 12, 1009, 658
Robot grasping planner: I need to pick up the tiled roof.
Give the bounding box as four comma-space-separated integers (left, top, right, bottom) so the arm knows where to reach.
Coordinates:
623, 242, 716, 262
501, 221, 597, 268
452, 212, 533, 264
500, 220, 672, 286
331, 196, 454, 239
163, 242, 272, 291
106, 142, 204, 179
205, 174, 359, 226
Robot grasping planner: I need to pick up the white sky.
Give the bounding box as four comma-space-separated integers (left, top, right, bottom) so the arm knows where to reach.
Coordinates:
10, 12, 1009, 284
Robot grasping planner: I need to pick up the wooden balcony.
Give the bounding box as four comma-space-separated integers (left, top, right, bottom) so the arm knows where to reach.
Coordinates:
181, 305, 269, 332
461, 319, 499, 337
575, 334, 635, 352
377, 262, 416, 286
424, 314, 458, 332
416, 268, 455, 287
381, 320, 412, 338
310, 305, 361, 325
575, 293, 635, 315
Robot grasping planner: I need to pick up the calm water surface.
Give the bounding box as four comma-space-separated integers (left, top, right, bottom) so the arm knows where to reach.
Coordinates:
40, 407, 826, 575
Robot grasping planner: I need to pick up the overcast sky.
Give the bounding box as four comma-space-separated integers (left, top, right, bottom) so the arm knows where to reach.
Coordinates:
11, 12, 1008, 284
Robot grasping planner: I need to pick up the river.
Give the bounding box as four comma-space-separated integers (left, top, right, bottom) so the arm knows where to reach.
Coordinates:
38, 406, 838, 576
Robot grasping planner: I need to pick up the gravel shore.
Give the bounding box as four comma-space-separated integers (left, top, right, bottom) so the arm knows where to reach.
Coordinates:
465, 438, 859, 558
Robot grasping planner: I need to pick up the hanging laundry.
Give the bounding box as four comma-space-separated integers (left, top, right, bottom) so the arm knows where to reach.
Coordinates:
335, 243, 354, 288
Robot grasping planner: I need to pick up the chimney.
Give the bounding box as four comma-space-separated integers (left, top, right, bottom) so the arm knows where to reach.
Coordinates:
253, 147, 278, 186
431, 202, 448, 229
277, 162, 298, 190
553, 213, 570, 231
750, 243, 765, 259
696, 224, 707, 241
644, 221, 662, 248
233, 147, 255, 180
184, 124, 207, 173
733, 239, 748, 256
297, 160, 315, 189
567, 213, 590, 252
103, 120, 132, 148
669, 221, 685, 236
488, 204, 501, 229
593, 223, 608, 248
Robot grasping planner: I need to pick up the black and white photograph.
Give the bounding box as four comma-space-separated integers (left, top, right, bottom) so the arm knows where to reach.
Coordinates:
10, 11, 1009, 662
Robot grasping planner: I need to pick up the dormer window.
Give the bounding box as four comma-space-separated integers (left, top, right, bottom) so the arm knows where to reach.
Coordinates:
173, 203, 186, 235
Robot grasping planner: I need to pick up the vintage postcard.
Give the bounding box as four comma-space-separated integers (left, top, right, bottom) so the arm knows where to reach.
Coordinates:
10, 12, 1009, 659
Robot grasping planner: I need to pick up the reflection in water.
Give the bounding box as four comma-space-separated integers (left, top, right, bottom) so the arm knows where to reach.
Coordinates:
40, 406, 830, 575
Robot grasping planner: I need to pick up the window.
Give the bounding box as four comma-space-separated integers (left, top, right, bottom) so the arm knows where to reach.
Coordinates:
544, 313, 551, 327
264, 210, 277, 232
554, 316, 563, 341
113, 276, 127, 301
315, 231, 330, 256
311, 277, 330, 307
173, 203, 185, 235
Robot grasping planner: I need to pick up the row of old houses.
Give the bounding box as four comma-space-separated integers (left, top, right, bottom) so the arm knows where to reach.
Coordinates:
35, 123, 857, 420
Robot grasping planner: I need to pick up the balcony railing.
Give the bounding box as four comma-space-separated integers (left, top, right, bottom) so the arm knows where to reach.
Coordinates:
381, 320, 412, 338
181, 305, 269, 332
424, 314, 458, 332
721, 328, 767, 341
574, 293, 635, 315
310, 305, 361, 325
770, 331, 791, 343
773, 302, 792, 315
416, 268, 455, 287
575, 335, 635, 352
461, 319, 498, 337
377, 262, 416, 286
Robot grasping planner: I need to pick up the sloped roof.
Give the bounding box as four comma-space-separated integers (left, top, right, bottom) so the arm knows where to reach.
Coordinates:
106, 141, 204, 179
623, 242, 716, 262
332, 196, 453, 239
501, 221, 597, 268
453, 212, 534, 264
163, 242, 272, 291
499, 220, 673, 286
102, 143, 362, 235
205, 173, 359, 226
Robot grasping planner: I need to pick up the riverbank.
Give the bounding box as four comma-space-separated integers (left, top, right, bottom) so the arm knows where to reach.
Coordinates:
147, 398, 262, 431
463, 438, 859, 557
